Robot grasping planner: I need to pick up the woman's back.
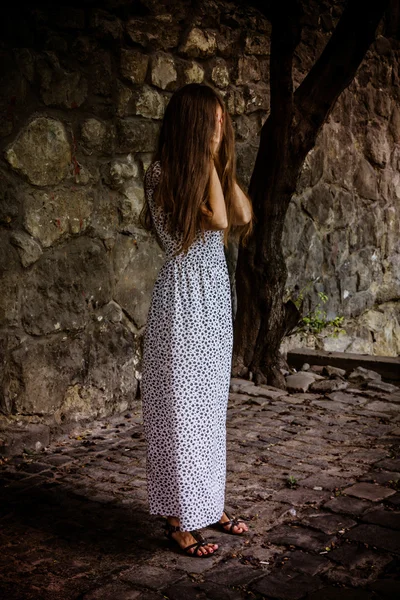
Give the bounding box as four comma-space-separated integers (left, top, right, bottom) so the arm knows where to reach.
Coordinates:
144, 160, 225, 265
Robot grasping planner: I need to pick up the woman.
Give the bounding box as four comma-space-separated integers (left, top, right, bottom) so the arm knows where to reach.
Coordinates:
139, 83, 254, 558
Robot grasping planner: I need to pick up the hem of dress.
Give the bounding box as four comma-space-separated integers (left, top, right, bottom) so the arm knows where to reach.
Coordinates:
148, 507, 225, 532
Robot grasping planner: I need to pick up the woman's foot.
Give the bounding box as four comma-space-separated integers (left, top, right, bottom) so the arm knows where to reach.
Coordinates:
166, 517, 218, 556
219, 511, 249, 534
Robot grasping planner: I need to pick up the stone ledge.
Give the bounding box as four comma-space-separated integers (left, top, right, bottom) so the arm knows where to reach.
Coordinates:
287, 349, 400, 382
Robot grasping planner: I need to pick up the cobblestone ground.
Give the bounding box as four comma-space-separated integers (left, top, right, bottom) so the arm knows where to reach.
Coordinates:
1, 374, 400, 600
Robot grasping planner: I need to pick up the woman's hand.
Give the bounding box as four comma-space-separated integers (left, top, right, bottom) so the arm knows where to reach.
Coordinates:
211, 113, 223, 158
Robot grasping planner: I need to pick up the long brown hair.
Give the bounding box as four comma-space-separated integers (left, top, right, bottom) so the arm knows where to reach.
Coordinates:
139, 83, 254, 255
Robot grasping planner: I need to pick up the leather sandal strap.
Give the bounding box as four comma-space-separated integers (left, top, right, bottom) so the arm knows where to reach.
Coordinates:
185, 531, 208, 554
221, 516, 245, 531
185, 540, 206, 552
224, 510, 244, 524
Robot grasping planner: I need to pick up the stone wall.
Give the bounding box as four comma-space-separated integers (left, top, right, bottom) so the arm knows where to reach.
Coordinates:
282, 23, 400, 358
0, 0, 399, 429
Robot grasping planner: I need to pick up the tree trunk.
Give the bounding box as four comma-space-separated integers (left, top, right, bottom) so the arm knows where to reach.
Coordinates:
232, 0, 390, 386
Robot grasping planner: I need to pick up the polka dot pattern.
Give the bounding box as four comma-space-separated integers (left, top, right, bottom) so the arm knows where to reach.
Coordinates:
141, 160, 233, 532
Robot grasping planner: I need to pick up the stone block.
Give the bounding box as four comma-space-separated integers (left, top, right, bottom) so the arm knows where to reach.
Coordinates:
266, 523, 336, 552
361, 507, 400, 530
244, 33, 270, 55
128, 87, 166, 120
211, 59, 230, 89
364, 400, 400, 414
387, 391, 400, 404
89, 50, 113, 96
367, 380, 399, 394
116, 81, 134, 117
310, 399, 352, 412
342, 483, 396, 503
107, 155, 139, 190
119, 564, 185, 589
116, 118, 160, 153
90, 9, 123, 41
89, 188, 119, 240
236, 55, 261, 84
364, 121, 391, 168
21, 236, 112, 335
373, 458, 400, 472
342, 449, 389, 465
183, 60, 204, 84
10, 231, 42, 267
126, 16, 180, 51
119, 181, 146, 224
243, 83, 270, 112
345, 523, 400, 553
5, 117, 71, 186
285, 373, 316, 393
216, 26, 241, 58
353, 157, 379, 200
113, 233, 165, 329
23, 188, 94, 248
324, 495, 374, 516
120, 49, 149, 84
221, 88, 245, 115
150, 52, 177, 90
6, 334, 82, 416
359, 470, 400, 485
322, 365, 347, 378
326, 391, 367, 406
81, 118, 115, 153
251, 569, 325, 599
279, 550, 330, 576
296, 509, 357, 534
205, 562, 264, 586
178, 27, 217, 58
83, 582, 141, 599
325, 563, 382, 590
309, 380, 349, 393
329, 542, 390, 571
348, 366, 382, 383
37, 53, 88, 108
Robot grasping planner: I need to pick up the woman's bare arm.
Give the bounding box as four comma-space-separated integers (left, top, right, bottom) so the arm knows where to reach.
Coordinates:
200, 161, 228, 230
231, 181, 252, 226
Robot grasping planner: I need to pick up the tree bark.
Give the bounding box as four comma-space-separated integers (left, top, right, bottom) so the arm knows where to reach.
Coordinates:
233, 0, 390, 386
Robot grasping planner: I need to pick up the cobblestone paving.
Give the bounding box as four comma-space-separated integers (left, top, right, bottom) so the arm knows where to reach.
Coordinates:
1, 376, 400, 599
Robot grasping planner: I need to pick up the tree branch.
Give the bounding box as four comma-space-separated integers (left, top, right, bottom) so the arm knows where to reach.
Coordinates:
248, 0, 303, 214
293, 0, 390, 156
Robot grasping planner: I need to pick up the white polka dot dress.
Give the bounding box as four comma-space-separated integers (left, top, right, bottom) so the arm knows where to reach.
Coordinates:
140, 160, 233, 532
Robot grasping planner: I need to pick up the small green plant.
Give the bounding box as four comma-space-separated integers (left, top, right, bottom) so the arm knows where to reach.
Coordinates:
286, 475, 298, 488
284, 280, 346, 338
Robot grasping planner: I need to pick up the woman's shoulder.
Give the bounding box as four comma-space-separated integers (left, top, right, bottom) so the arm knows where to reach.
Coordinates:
144, 160, 161, 193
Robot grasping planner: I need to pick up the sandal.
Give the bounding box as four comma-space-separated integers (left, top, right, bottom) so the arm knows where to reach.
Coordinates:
218, 510, 248, 535
164, 521, 217, 558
